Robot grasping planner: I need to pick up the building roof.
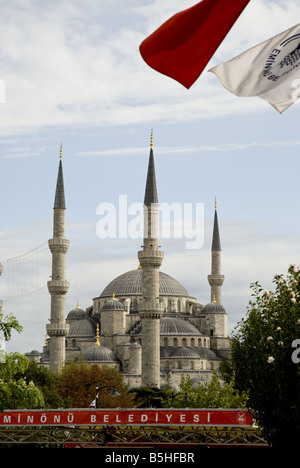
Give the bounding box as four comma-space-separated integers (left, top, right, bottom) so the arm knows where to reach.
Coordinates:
202, 301, 227, 314
160, 316, 202, 335
99, 268, 190, 298
67, 303, 86, 320
83, 344, 118, 362
102, 296, 125, 311
160, 346, 220, 360
67, 318, 96, 338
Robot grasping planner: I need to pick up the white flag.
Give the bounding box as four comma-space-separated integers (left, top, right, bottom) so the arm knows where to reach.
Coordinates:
209, 24, 300, 113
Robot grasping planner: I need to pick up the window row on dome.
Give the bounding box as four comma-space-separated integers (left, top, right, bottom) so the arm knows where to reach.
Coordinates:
162, 337, 210, 348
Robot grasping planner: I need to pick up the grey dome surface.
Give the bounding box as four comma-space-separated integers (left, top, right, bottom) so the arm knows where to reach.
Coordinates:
83, 344, 118, 362
160, 317, 202, 335
161, 346, 202, 359
161, 346, 219, 360
202, 302, 226, 314
67, 305, 86, 320
100, 269, 189, 298
102, 298, 125, 311
68, 318, 95, 338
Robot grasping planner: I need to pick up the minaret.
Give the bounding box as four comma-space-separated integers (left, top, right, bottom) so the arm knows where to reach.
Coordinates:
208, 198, 224, 304
138, 132, 164, 387
46, 145, 70, 373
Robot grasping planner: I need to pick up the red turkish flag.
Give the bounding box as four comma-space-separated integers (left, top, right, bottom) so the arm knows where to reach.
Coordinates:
139, 0, 251, 88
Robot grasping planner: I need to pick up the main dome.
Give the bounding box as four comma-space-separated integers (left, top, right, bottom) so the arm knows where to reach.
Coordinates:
99, 268, 190, 298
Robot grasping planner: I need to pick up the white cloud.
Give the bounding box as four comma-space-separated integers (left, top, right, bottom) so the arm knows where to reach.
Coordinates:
1, 0, 299, 136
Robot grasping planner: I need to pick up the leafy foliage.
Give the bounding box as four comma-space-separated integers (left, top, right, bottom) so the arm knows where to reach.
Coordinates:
0, 353, 44, 411
55, 361, 135, 408
161, 373, 247, 409
0, 309, 23, 342
230, 265, 300, 447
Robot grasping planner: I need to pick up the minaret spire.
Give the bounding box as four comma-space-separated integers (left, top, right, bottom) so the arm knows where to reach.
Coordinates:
144, 130, 158, 205
208, 198, 224, 304
46, 146, 70, 373
138, 132, 164, 387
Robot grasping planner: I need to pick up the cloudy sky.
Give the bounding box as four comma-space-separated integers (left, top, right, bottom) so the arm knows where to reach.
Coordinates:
1, 0, 300, 354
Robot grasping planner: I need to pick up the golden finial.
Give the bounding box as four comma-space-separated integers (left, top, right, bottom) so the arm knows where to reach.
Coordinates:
215, 197, 217, 210
150, 129, 153, 149
76, 300, 79, 309
138, 264, 142, 269
60, 143, 62, 160
112, 292, 116, 300
212, 295, 216, 303
96, 323, 100, 346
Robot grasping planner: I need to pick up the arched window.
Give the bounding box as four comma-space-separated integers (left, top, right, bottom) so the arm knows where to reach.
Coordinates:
163, 337, 168, 347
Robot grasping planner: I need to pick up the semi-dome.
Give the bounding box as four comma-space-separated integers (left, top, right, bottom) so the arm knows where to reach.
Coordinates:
161, 346, 202, 359
202, 301, 227, 314
83, 344, 118, 362
67, 318, 95, 338
99, 268, 190, 298
160, 316, 202, 335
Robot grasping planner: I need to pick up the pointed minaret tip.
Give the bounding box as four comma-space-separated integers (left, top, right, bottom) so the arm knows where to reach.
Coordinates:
54, 144, 66, 209
144, 130, 158, 205
211, 198, 221, 251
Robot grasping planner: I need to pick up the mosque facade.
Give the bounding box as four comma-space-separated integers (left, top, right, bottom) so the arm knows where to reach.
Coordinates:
25, 137, 230, 389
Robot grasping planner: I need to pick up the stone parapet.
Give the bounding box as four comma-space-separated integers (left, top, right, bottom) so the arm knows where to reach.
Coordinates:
208, 274, 224, 287
138, 249, 164, 268
46, 322, 70, 337
139, 302, 164, 319
47, 280, 70, 295
48, 238, 70, 254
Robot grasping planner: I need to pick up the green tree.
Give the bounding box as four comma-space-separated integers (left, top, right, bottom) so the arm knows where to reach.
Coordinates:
20, 361, 64, 408
161, 373, 247, 409
230, 265, 300, 447
55, 361, 135, 408
0, 309, 23, 342
0, 353, 44, 411
129, 386, 167, 408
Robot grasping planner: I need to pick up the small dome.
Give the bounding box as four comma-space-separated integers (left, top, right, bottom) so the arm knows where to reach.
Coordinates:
68, 318, 95, 338
202, 301, 226, 314
102, 296, 125, 311
83, 344, 118, 362
67, 303, 86, 320
160, 316, 202, 335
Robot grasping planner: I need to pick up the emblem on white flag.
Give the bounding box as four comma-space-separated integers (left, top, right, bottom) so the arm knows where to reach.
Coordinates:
209, 23, 300, 113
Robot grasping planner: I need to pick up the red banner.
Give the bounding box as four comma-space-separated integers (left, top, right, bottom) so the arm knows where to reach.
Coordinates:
0, 409, 253, 427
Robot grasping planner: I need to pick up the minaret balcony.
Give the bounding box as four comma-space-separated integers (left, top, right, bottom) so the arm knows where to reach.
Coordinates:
48, 238, 70, 254
138, 249, 164, 268
46, 322, 69, 337
139, 301, 164, 319
47, 279, 70, 295
207, 274, 224, 287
